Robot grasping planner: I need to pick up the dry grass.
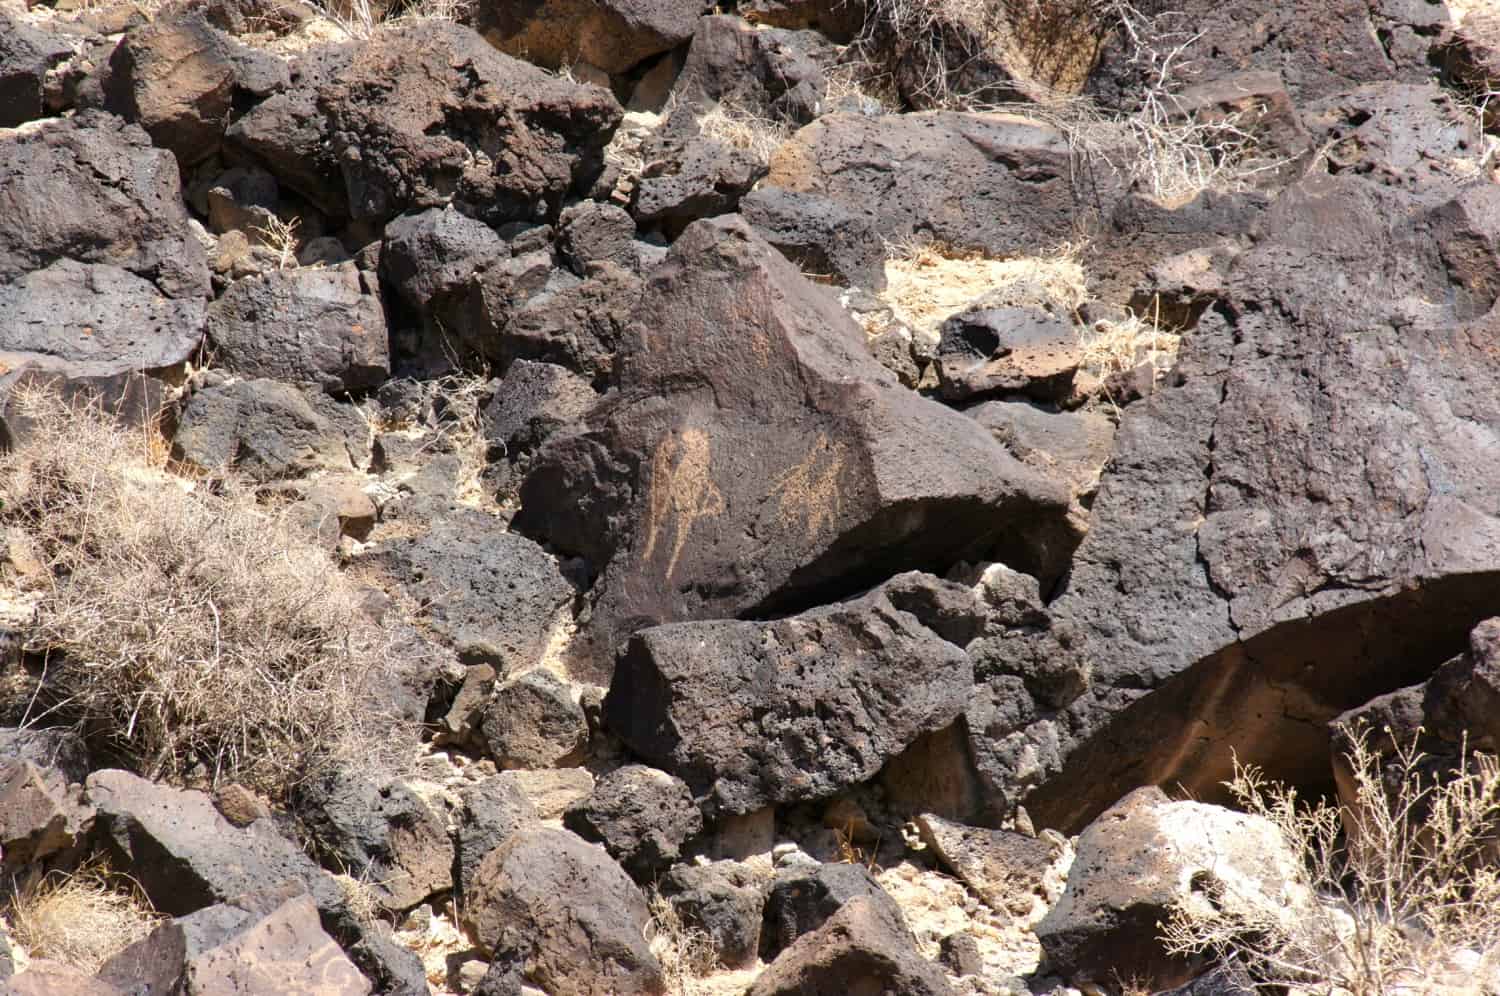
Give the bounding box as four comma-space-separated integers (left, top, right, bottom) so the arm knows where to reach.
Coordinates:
318, 0, 469, 40
1079, 298, 1180, 384
1, 388, 417, 799
1162, 726, 1500, 994
695, 99, 792, 167
879, 238, 1089, 340
250, 215, 301, 271
6, 863, 163, 973
647, 891, 722, 996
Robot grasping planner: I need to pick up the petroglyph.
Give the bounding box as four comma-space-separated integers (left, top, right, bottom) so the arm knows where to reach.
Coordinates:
641, 426, 726, 578
768, 435, 847, 540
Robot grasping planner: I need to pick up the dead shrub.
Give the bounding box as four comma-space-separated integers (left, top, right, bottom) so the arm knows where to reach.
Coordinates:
1161, 726, 1500, 994
1079, 298, 1180, 384
646, 891, 721, 996
695, 98, 793, 167
6, 862, 163, 972
1, 388, 417, 799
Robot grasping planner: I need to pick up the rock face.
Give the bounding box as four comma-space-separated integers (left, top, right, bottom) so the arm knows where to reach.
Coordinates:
172, 379, 364, 481
372, 510, 575, 672
603, 574, 974, 815
763, 112, 1104, 256
1028, 174, 1500, 832
761, 863, 905, 957
207, 265, 389, 393
1035, 787, 1308, 990
462, 827, 664, 995
226, 23, 620, 224
515, 216, 1076, 654
470, 0, 700, 74
0, 112, 209, 399
0, 15, 76, 128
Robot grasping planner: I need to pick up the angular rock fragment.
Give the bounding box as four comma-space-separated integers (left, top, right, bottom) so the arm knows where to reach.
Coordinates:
226, 23, 620, 224
462, 827, 663, 995
0, 14, 76, 128
564, 764, 703, 879
747, 897, 953, 996
172, 378, 363, 481
479, 668, 588, 769
913, 813, 1058, 919
455, 774, 540, 900
603, 574, 973, 814
515, 216, 1075, 653
761, 863, 904, 958
207, 264, 389, 392
934, 306, 1079, 403
740, 186, 886, 289
764, 112, 1101, 257
470, 0, 700, 74
0, 761, 93, 870
1035, 787, 1308, 990
658, 860, 766, 967
371, 510, 575, 672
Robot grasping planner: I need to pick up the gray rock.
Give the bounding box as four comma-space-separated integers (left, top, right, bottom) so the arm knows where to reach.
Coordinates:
761, 863, 905, 958
299, 772, 455, 911
462, 827, 664, 995
1300, 82, 1480, 197
934, 307, 1080, 403
370, 510, 575, 672
557, 201, 637, 275
207, 264, 389, 392
741, 186, 886, 289
913, 813, 1057, 919
659, 860, 766, 967
456, 774, 540, 900
0, 110, 209, 298
563, 764, 703, 878
480, 669, 588, 769
0, 14, 75, 128
0, 761, 93, 871
763, 111, 1109, 258
671, 14, 831, 124
172, 379, 363, 481
482, 360, 597, 485
603, 574, 973, 815
631, 107, 767, 227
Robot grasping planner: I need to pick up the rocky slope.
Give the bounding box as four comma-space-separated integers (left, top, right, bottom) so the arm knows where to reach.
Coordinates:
1, 0, 1499, 992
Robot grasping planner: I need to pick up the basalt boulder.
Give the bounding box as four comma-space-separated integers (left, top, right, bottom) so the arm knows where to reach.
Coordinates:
602, 574, 975, 815
469, 0, 701, 75
514, 216, 1076, 655
226, 23, 620, 224
763, 111, 1109, 257
1027, 174, 1500, 832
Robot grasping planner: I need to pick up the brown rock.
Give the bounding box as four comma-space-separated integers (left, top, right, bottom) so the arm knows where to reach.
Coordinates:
471, 0, 701, 74
914, 813, 1056, 919
0, 761, 92, 870
746, 896, 954, 996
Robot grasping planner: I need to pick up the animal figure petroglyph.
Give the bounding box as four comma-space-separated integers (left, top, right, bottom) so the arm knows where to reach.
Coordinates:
640, 426, 725, 578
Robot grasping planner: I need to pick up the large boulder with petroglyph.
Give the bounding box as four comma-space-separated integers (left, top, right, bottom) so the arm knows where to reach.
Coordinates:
513, 215, 1076, 654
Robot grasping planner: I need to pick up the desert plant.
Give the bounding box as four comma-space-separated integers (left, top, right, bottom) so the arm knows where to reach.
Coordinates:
1079, 297, 1180, 385
1161, 726, 1500, 994
250, 214, 301, 270
695, 98, 793, 167
646, 891, 721, 996
1, 388, 417, 798
6, 862, 163, 972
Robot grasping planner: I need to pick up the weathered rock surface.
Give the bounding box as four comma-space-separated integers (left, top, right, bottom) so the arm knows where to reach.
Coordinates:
740, 186, 886, 289
564, 764, 703, 878
764, 112, 1104, 257
603, 574, 974, 815
914, 813, 1059, 919
100, 892, 371, 996
557, 201, 637, 275
207, 264, 389, 393
761, 863, 905, 958
172, 378, 364, 481
671, 14, 830, 124
482, 359, 598, 486
300, 772, 455, 912
659, 860, 766, 967
631, 108, 768, 228
1300, 83, 1480, 197
100, 10, 264, 167
226, 23, 620, 223
0, 760, 92, 870
455, 774, 540, 900
0, 111, 208, 298
747, 896, 954, 996
0, 14, 76, 128
934, 306, 1079, 403
1028, 174, 1500, 832
462, 827, 664, 995
479, 668, 588, 769
469, 0, 700, 74
515, 216, 1076, 654
1035, 787, 1307, 990
372, 510, 574, 672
